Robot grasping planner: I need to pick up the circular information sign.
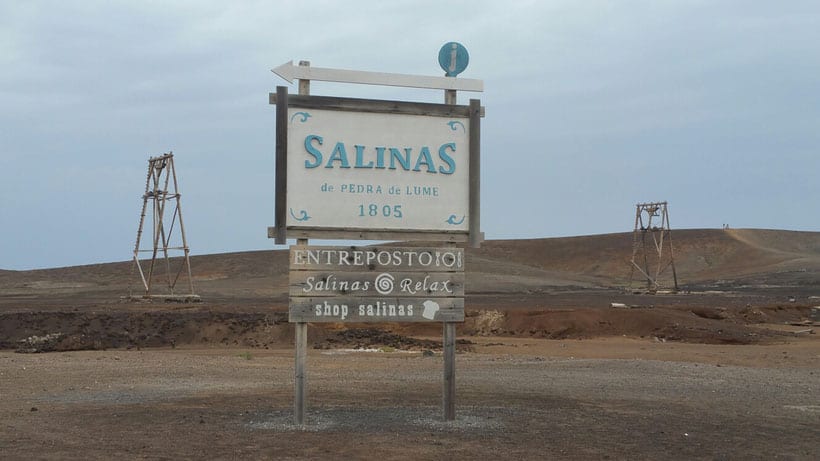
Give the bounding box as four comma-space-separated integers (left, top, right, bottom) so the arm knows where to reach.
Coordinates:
438, 42, 469, 77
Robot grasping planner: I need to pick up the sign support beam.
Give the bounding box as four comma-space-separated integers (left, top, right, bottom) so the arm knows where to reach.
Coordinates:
294, 316, 307, 426
274, 87, 288, 245
468, 98, 482, 249
293, 61, 312, 427
272, 60, 483, 92
443, 321, 456, 420
443, 84, 458, 422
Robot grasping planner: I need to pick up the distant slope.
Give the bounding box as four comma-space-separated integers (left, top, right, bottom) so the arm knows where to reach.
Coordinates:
2, 229, 819, 301
725, 229, 820, 256
475, 228, 820, 288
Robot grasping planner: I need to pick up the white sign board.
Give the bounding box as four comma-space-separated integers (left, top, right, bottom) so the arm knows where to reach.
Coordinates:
286, 107, 470, 233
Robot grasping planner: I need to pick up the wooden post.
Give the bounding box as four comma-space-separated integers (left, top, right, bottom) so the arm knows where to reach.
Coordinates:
468, 99, 481, 249
443, 86, 457, 422
294, 236, 309, 425
274, 86, 288, 245
298, 60, 311, 95
443, 322, 456, 420
294, 319, 307, 425
294, 65, 310, 425
445, 89, 456, 105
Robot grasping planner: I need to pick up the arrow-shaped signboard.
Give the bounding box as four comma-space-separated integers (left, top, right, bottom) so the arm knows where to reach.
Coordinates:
272, 60, 484, 92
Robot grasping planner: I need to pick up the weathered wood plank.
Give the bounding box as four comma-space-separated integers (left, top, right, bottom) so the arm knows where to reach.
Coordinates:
289, 271, 464, 297
468, 98, 482, 249
273, 86, 288, 244
269, 227, 469, 241
443, 322, 456, 420
278, 228, 469, 242
271, 61, 484, 92
288, 297, 464, 323
269, 93, 485, 118
289, 246, 465, 272
294, 322, 307, 425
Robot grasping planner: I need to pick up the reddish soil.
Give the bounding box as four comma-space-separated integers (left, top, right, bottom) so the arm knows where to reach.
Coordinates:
1, 229, 818, 459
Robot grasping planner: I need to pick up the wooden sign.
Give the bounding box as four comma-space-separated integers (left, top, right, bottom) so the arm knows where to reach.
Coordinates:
289, 245, 465, 323
270, 55, 482, 424
270, 90, 482, 247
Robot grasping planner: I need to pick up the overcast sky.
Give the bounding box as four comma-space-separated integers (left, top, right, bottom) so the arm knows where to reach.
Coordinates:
2, 0, 819, 270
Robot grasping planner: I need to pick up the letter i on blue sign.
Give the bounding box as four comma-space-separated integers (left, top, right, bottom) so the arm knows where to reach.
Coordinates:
438, 42, 469, 77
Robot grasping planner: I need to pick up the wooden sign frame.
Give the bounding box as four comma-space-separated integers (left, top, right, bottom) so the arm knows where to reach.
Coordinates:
269, 87, 482, 248
288, 245, 465, 323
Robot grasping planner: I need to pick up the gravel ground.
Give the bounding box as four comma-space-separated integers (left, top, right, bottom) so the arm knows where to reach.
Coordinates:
1, 340, 818, 460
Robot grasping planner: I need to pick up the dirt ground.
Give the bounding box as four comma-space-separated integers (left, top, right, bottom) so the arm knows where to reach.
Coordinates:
1, 337, 818, 460
1, 230, 819, 459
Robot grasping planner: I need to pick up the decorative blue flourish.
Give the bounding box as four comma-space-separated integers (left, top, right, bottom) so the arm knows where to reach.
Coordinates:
290, 208, 311, 222
447, 120, 465, 133
290, 112, 311, 123
446, 215, 465, 225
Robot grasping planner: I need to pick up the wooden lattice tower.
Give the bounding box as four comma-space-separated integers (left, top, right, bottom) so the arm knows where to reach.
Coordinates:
629, 201, 678, 293
131, 152, 198, 300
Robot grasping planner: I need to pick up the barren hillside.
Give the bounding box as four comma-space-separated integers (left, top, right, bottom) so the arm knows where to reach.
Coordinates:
1, 228, 817, 351
2, 229, 820, 304
476, 228, 820, 287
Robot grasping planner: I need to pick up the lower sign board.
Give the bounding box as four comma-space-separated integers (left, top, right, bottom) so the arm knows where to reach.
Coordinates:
289, 245, 465, 323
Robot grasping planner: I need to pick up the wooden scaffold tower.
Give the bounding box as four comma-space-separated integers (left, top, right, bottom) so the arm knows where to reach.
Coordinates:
629, 201, 679, 293
131, 152, 198, 301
